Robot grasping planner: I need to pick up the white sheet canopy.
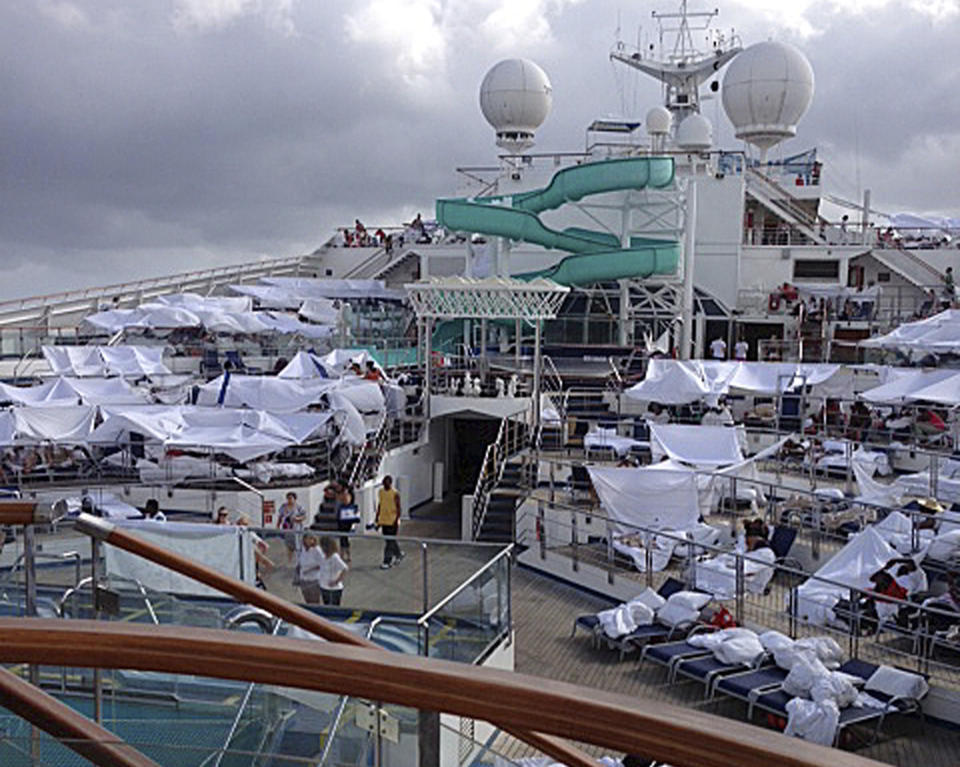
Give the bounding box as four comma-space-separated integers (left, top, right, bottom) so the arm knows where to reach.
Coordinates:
43, 345, 171, 378
649, 423, 745, 467
626, 359, 846, 404
588, 464, 701, 533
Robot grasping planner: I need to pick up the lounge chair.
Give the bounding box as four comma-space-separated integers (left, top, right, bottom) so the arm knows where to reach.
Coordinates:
639, 626, 717, 679
672, 652, 773, 699
571, 578, 687, 654
714, 665, 789, 707
571, 614, 602, 647
746, 659, 927, 747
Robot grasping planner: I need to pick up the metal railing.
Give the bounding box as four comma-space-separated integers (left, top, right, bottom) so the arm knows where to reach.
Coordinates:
470, 416, 527, 540
417, 544, 513, 659
0, 254, 306, 318
347, 412, 393, 489
520, 493, 960, 681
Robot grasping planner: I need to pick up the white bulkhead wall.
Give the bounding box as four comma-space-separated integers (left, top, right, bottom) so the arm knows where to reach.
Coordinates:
690, 172, 745, 309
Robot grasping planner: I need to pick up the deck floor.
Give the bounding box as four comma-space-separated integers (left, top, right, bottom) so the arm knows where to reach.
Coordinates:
495, 566, 960, 767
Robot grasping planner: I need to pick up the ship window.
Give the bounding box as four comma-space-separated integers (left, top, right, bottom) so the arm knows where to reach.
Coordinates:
877, 271, 891, 283
793, 259, 839, 280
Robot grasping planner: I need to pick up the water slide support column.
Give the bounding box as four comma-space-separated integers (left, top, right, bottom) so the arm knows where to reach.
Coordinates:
618, 280, 630, 347
679, 180, 697, 360
500, 237, 511, 278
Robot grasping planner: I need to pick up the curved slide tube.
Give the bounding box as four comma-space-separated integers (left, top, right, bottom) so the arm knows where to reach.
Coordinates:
436, 156, 679, 285
511, 155, 675, 213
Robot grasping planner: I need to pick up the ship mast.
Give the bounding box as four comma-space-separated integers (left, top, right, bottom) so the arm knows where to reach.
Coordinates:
610, 1, 740, 125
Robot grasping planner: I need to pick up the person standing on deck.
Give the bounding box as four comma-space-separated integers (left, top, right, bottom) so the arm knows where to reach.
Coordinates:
944, 267, 956, 306
709, 337, 727, 360
376, 475, 403, 569
733, 338, 749, 361
318, 536, 348, 606
278, 491, 307, 564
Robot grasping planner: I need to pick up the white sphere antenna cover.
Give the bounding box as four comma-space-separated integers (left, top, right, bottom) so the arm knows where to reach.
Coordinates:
721, 41, 814, 151
676, 114, 713, 150
479, 58, 552, 151
645, 106, 673, 136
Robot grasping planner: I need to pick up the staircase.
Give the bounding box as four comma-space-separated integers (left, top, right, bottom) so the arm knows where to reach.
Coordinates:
470, 416, 529, 542
373, 248, 421, 285
345, 414, 392, 488
477, 460, 535, 543
745, 168, 827, 245
869, 248, 943, 290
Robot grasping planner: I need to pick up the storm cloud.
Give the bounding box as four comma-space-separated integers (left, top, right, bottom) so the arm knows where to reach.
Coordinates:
1, 0, 958, 298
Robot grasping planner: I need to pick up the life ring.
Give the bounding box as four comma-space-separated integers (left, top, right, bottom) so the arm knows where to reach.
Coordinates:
768, 293, 781, 312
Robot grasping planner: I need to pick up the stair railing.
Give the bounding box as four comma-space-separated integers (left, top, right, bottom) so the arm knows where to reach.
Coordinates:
346, 412, 392, 488
470, 416, 513, 540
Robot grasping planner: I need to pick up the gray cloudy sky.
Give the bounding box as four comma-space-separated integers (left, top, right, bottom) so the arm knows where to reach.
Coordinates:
2, 0, 958, 300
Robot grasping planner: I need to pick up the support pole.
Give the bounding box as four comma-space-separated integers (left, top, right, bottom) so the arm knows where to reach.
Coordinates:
860, 189, 871, 246
424, 317, 432, 419
679, 180, 697, 360
515, 319, 521, 366
532, 321, 542, 434
91, 536, 103, 724
24, 524, 38, 686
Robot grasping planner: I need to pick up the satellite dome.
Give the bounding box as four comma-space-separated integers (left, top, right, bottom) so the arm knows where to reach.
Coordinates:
721, 41, 814, 153
645, 106, 673, 136
479, 58, 552, 152
676, 113, 713, 150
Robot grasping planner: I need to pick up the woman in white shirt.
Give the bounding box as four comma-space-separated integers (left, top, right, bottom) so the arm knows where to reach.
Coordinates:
297, 534, 324, 604
318, 536, 348, 606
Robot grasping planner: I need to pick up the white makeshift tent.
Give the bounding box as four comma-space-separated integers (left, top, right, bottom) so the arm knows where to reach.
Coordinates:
649, 423, 744, 467
795, 527, 897, 626
588, 464, 700, 533
0, 406, 97, 445
44, 345, 171, 378
859, 368, 960, 404
625, 360, 847, 404
197, 375, 329, 411
861, 309, 960, 356
90, 405, 335, 462
0, 378, 148, 407
625, 359, 711, 404
277, 351, 329, 379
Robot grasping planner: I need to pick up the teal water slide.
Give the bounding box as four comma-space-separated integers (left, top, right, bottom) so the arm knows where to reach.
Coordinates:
435, 156, 680, 285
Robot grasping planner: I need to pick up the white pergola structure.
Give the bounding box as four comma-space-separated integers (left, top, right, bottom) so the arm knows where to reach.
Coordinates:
405, 277, 570, 424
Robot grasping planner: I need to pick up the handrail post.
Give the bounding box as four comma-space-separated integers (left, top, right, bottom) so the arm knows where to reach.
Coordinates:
421, 542, 429, 614
849, 587, 859, 659
734, 552, 745, 626
90, 535, 103, 724
606, 534, 614, 586
645, 532, 654, 588
570, 512, 579, 573
537, 501, 546, 560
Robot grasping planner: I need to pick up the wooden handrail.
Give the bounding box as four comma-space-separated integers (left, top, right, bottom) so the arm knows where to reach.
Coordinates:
72, 514, 595, 767
0, 667, 161, 767
0, 500, 56, 526
0, 620, 887, 767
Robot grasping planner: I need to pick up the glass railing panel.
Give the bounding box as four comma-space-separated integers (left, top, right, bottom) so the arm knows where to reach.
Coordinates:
421, 540, 505, 612
421, 552, 511, 663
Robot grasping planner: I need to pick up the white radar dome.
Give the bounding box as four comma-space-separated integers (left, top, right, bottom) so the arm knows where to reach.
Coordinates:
645, 106, 673, 136
676, 113, 713, 150
479, 58, 552, 152
721, 41, 814, 153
